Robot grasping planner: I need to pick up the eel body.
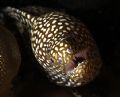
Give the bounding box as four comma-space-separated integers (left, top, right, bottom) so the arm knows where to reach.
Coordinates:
3, 7, 102, 87
0, 25, 21, 96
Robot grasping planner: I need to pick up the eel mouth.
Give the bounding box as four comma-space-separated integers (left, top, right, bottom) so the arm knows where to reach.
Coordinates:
65, 57, 85, 74
64, 49, 88, 74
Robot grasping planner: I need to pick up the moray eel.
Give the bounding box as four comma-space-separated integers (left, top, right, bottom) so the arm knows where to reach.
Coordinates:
3, 7, 102, 87
0, 25, 21, 96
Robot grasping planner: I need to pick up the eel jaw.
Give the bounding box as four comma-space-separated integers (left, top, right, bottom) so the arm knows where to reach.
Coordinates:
64, 48, 88, 74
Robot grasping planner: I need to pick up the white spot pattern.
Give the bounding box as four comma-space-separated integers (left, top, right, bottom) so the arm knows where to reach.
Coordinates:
5, 7, 100, 87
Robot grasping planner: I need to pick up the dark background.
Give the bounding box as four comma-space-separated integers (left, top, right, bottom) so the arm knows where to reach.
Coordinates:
0, 0, 120, 97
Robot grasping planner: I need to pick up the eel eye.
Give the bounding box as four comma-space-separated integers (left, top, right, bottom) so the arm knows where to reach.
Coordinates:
58, 57, 62, 64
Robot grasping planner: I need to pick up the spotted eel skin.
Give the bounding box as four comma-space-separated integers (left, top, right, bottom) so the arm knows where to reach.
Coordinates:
3, 7, 102, 87
0, 25, 21, 97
